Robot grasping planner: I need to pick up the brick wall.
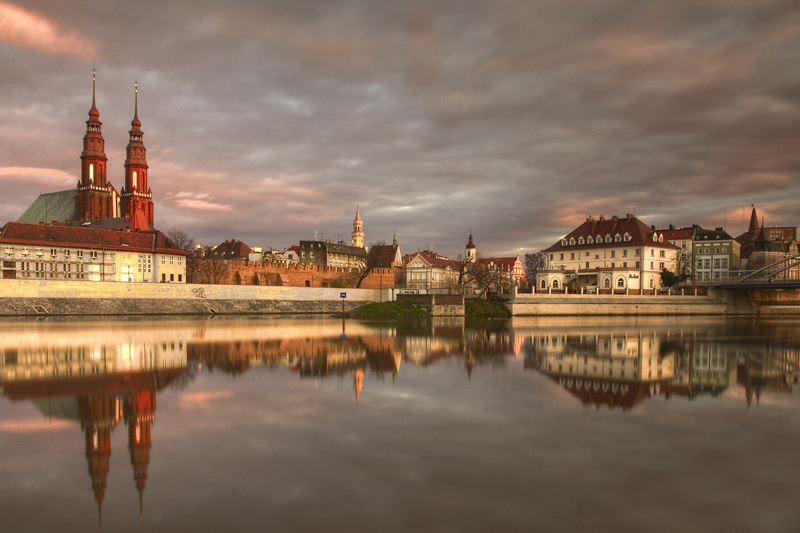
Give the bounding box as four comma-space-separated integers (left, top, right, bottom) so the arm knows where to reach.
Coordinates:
188, 259, 397, 289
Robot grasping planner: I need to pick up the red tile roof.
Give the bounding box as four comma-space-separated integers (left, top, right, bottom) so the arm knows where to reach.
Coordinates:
0, 222, 186, 255
212, 239, 253, 259
544, 215, 679, 253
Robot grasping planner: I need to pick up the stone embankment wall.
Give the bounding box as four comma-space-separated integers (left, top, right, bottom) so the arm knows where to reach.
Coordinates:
509, 293, 729, 315
397, 294, 465, 316
0, 279, 384, 316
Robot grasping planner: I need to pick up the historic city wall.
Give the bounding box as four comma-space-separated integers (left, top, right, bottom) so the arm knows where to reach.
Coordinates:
0, 279, 385, 316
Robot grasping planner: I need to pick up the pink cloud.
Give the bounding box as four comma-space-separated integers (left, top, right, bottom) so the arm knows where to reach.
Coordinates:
0, 1, 96, 59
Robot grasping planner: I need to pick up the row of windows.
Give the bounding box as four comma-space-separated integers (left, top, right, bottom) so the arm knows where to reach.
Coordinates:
562, 233, 632, 246
3, 247, 104, 259
696, 258, 729, 269
696, 247, 728, 254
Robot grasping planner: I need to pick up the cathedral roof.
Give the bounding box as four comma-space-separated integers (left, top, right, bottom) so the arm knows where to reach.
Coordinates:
16, 190, 77, 225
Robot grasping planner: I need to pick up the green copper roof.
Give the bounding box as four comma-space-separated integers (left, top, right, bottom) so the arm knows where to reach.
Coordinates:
16, 189, 76, 224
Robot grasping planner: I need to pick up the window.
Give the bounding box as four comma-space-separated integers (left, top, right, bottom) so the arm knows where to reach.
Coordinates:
64, 249, 70, 257
3, 246, 12, 254
617, 277, 625, 288
587, 237, 594, 244
161, 256, 166, 265
570, 253, 575, 260
169, 256, 174, 265
651, 261, 654, 269
77, 250, 83, 258
178, 274, 182, 282
614, 234, 621, 242
660, 262, 665, 270
90, 251, 98, 259
651, 250, 654, 257
649, 278, 654, 288
561, 239, 567, 246
586, 262, 590, 268
721, 259, 728, 268
623, 262, 627, 268
552, 279, 559, 289
541, 279, 546, 289
623, 249, 628, 257
170, 274, 174, 281
635, 261, 639, 268
611, 262, 615, 268
714, 259, 720, 268
50, 249, 57, 256
178, 257, 182, 266
610, 250, 615, 258
623, 233, 631, 242
578, 237, 584, 245
605, 235, 612, 243
604, 278, 610, 288
560, 253, 564, 260
549, 254, 553, 261
569, 237, 576, 245
659, 250, 665, 258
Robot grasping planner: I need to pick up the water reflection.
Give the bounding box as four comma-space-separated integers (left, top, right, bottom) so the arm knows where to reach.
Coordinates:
518, 318, 799, 410
0, 325, 188, 526
1, 317, 799, 530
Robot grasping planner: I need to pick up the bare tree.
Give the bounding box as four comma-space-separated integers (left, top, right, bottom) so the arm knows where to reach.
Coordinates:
167, 228, 196, 253
523, 250, 547, 283
189, 245, 230, 284
355, 240, 386, 288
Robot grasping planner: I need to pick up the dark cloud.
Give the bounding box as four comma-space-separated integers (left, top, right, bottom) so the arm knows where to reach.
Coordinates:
0, 0, 799, 257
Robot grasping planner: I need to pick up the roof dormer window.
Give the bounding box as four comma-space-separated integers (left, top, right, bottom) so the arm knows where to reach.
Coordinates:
605, 235, 612, 243
569, 237, 576, 246
623, 233, 631, 242
578, 237, 585, 245
614, 234, 622, 242
561, 239, 568, 246
587, 236, 594, 244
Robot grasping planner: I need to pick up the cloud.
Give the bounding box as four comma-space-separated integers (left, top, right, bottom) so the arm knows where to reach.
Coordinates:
0, 167, 74, 186
0, 1, 96, 59
167, 191, 234, 212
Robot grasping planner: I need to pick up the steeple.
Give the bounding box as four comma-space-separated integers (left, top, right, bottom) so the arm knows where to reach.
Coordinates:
748, 206, 759, 232
351, 206, 364, 248
120, 80, 154, 226
465, 232, 476, 262
76, 68, 114, 222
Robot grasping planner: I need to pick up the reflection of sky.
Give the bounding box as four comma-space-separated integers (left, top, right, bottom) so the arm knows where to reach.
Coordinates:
1, 317, 799, 532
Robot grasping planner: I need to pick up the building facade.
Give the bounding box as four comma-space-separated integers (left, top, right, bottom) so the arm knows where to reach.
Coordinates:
538, 214, 679, 293
0, 223, 186, 283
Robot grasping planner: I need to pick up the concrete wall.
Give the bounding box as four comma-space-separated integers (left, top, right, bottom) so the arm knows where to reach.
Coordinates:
0, 279, 386, 316
509, 292, 728, 316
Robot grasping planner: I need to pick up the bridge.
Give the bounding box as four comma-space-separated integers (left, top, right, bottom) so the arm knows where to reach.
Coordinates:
719, 253, 800, 290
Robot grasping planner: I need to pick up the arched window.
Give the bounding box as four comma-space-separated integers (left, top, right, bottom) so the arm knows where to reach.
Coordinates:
132, 171, 137, 188
604, 278, 610, 288
305, 280, 311, 287
649, 278, 654, 288
541, 279, 546, 289
89, 164, 94, 184
617, 277, 625, 288
552, 279, 559, 289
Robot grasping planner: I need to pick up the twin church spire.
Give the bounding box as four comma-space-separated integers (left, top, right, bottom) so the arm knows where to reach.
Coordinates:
76, 70, 154, 226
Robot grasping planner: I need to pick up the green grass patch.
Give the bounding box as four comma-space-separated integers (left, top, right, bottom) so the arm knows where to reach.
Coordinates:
465, 300, 510, 316
349, 301, 428, 317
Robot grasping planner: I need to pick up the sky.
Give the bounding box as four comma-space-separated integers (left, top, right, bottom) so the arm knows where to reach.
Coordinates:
0, 0, 798, 258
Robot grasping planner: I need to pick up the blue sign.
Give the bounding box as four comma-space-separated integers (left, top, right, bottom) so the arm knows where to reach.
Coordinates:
340, 292, 347, 299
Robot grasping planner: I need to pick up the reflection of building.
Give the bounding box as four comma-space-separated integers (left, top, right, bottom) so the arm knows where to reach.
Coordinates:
737, 344, 798, 407
526, 331, 675, 410
662, 342, 738, 399
1, 332, 187, 526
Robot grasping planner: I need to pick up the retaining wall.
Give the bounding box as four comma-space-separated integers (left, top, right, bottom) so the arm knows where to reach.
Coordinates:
508, 293, 728, 316
0, 279, 383, 316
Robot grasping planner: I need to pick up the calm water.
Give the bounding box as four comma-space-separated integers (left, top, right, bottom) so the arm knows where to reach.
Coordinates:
1, 315, 798, 533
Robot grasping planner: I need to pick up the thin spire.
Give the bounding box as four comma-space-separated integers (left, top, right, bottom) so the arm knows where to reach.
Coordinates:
88, 68, 100, 122
130, 80, 142, 131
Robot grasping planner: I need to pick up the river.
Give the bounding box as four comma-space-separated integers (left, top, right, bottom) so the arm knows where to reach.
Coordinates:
1, 316, 798, 532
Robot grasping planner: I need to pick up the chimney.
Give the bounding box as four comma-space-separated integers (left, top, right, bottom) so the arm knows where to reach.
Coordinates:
95, 216, 101, 225
125, 214, 130, 222
611, 216, 619, 231
669, 224, 674, 230
39, 221, 45, 225
626, 214, 633, 222
591, 220, 598, 233
65, 220, 71, 227
599, 215, 605, 223
51, 220, 58, 226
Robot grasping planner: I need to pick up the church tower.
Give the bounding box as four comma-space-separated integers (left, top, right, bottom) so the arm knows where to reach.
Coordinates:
125, 389, 155, 524
465, 232, 476, 262
120, 81, 154, 226
352, 206, 364, 248
76, 69, 116, 223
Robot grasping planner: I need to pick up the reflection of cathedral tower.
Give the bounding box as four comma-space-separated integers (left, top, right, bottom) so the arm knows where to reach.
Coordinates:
125, 389, 155, 521
120, 82, 154, 227
352, 206, 364, 248
76, 69, 117, 223
79, 394, 122, 524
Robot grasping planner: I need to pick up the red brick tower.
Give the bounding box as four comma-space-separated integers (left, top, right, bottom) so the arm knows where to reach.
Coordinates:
120, 81, 154, 226
76, 69, 116, 223
79, 393, 122, 527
